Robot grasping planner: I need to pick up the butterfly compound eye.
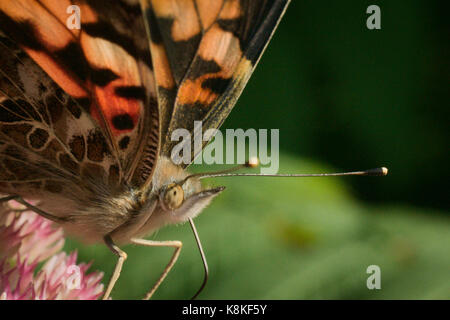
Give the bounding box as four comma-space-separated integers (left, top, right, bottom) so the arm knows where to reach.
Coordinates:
163, 183, 184, 210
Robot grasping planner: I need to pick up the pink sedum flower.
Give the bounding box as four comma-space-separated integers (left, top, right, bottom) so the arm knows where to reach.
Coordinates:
0, 200, 104, 300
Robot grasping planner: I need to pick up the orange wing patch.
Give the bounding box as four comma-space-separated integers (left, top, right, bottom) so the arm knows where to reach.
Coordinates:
149, 42, 176, 90
196, 0, 224, 30
177, 23, 242, 107
220, 0, 242, 19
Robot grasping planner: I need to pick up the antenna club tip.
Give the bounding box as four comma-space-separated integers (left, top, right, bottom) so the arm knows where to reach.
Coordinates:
365, 167, 389, 176
246, 157, 259, 168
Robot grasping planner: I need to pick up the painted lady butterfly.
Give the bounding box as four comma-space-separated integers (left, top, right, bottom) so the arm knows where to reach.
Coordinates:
0, 0, 387, 300
0, 0, 292, 299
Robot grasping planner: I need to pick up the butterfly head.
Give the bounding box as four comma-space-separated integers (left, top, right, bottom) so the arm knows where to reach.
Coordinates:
134, 157, 224, 237
148, 157, 259, 225
157, 175, 225, 223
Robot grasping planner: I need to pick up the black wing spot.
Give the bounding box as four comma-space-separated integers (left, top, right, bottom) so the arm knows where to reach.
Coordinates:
188, 58, 222, 79
91, 68, 120, 86
118, 136, 130, 150
112, 114, 134, 130
201, 77, 231, 95
114, 86, 146, 100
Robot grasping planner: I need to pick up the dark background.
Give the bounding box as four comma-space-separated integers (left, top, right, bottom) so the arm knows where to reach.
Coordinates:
224, 0, 449, 211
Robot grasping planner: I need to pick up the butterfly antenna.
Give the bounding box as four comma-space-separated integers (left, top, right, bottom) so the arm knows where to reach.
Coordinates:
181, 157, 259, 185
187, 157, 388, 180
189, 218, 208, 300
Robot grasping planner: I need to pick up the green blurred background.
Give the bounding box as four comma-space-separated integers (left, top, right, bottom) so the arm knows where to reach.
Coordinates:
66, 1, 449, 299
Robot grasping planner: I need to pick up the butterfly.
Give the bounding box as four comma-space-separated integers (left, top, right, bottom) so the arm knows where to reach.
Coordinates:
0, 0, 293, 299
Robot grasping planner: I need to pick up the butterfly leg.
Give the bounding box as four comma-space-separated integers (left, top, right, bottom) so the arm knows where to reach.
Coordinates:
103, 235, 128, 300
0, 195, 20, 202
0, 195, 25, 213
0, 195, 20, 213
0, 195, 66, 223
130, 238, 183, 300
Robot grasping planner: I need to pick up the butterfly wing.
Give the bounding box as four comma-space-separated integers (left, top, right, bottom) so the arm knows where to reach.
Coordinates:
0, 0, 160, 201
0, 35, 115, 198
142, 0, 290, 167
